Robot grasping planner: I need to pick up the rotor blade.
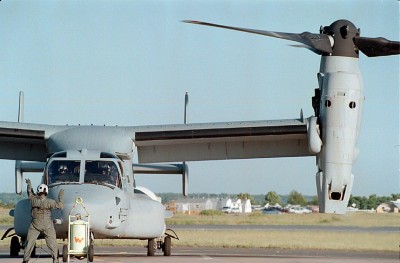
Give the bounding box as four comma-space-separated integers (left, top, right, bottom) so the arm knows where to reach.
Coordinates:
183, 20, 333, 54
354, 36, 400, 57
289, 44, 322, 55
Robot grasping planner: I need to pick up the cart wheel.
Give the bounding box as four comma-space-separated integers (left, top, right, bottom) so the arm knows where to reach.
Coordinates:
88, 244, 94, 262
147, 239, 156, 256
163, 236, 171, 256
10, 236, 20, 257
62, 244, 68, 262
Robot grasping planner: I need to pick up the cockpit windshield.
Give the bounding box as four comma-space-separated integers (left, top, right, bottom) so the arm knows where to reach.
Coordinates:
47, 160, 80, 185
84, 160, 120, 188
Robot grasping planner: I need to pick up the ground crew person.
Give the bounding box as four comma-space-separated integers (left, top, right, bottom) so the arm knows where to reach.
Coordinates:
23, 179, 64, 263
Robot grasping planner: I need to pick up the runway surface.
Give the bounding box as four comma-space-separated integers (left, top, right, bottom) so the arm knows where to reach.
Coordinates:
0, 246, 398, 263
1, 224, 398, 262
2, 224, 398, 233
168, 224, 399, 233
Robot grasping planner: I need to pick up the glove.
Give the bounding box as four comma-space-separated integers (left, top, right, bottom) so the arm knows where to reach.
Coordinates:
58, 189, 64, 201
25, 178, 32, 186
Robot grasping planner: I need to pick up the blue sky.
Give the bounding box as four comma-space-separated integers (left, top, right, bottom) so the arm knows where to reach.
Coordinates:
0, 0, 398, 196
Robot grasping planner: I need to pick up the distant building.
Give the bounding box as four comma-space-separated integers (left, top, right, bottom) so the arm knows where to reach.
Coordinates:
217, 198, 252, 213
164, 201, 176, 213
231, 198, 242, 213
217, 198, 232, 210
175, 198, 213, 214
174, 196, 252, 214
376, 199, 400, 213
241, 199, 252, 213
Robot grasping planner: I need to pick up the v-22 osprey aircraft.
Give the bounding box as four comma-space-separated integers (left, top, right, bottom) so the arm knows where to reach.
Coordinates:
1, 19, 399, 259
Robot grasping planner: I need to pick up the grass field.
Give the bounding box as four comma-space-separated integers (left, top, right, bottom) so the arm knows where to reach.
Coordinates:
0, 208, 12, 225
166, 211, 400, 227
1, 209, 398, 252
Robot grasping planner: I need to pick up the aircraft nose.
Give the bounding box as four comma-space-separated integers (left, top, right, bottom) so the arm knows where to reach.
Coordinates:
50, 184, 116, 209
48, 184, 121, 235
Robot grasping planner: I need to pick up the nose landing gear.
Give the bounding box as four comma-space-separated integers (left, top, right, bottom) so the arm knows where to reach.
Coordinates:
147, 228, 179, 257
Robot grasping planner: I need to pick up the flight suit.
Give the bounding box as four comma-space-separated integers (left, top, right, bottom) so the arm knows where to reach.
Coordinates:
23, 181, 64, 263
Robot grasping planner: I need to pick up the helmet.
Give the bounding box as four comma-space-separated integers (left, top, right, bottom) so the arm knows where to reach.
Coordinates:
37, 184, 48, 195
59, 165, 68, 173
100, 163, 111, 173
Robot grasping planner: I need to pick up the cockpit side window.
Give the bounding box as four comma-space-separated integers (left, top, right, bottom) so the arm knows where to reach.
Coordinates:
84, 160, 121, 188
47, 160, 80, 185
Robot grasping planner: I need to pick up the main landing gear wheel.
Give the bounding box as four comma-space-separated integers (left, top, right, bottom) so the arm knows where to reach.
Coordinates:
163, 236, 171, 256
10, 236, 20, 257
147, 239, 156, 256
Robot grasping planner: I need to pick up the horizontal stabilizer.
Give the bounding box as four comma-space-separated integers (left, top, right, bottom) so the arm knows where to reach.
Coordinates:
133, 163, 189, 196
15, 161, 46, 194
133, 163, 184, 174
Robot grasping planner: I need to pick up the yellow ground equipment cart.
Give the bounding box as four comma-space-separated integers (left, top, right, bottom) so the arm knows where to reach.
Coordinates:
62, 197, 93, 262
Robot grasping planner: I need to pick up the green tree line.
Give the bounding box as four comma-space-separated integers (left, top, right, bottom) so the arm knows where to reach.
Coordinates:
265, 191, 399, 209
348, 194, 400, 210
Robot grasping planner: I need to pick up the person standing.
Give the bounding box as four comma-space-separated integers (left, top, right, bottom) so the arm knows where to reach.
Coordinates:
23, 179, 64, 263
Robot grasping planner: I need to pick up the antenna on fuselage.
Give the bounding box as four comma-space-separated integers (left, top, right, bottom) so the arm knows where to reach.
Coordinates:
18, 91, 24, 123
182, 92, 189, 196
184, 92, 189, 124
15, 91, 25, 194
16, 91, 41, 194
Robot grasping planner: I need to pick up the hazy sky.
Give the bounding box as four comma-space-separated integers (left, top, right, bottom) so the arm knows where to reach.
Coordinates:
0, 0, 398, 196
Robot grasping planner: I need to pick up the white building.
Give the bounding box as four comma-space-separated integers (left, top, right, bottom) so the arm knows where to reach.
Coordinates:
218, 198, 252, 213
175, 198, 213, 214
241, 199, 252, 213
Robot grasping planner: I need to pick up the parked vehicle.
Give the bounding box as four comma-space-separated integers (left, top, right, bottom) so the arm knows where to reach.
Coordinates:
288, 206, 312, 214
231, 207, 240, 213
221, 206, 232, 213
262, 206, 287, 214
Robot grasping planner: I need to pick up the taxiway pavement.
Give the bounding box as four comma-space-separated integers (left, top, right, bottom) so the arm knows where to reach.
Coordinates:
0, 246, 398, 263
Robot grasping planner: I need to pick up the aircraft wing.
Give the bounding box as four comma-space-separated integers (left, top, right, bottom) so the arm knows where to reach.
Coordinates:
133, 118, 313, 163
0, 121, 66, 161
0, 117, 314, 163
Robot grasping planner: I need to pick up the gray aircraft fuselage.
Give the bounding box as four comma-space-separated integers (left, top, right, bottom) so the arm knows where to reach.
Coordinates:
13, 149, 167, 240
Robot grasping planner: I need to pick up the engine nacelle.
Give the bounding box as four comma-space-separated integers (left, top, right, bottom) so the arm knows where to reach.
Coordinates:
316, 171, 354, 214
307, 117, 322, 154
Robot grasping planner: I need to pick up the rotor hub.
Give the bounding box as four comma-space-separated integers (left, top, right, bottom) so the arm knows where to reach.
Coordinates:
321, 20, 360, 58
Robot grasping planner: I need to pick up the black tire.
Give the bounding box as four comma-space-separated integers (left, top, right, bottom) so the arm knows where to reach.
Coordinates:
10, 236, 20, 257
62, 244, 68, 263
88, 244, 94, 262
163, 236, 171, 256
147, 239, 156, 256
